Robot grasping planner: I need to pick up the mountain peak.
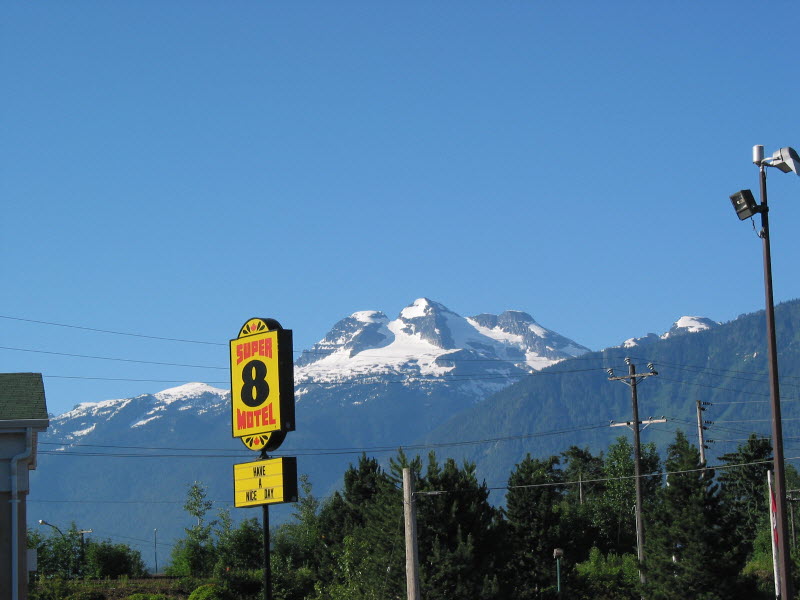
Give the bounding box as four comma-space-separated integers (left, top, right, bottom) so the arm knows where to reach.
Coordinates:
154, 382, 229, 404
399, 297, 449, 320
621, 315, 719, 347
670, 316, 719, 334
295, 299, 590, 397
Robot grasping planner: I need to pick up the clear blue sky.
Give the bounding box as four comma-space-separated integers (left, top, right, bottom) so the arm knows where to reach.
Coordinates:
3, 2, 800, 417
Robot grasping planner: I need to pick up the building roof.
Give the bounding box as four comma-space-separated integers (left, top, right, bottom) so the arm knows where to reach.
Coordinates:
0, 373, 49, 420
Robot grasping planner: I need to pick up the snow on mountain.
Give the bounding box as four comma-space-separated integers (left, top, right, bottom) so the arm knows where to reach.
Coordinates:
295, 298, 589, 398
663, 316, 719, 337
622, 315, 719, 348
51, 382, 229, 443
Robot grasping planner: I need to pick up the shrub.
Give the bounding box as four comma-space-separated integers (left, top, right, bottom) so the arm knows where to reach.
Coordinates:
188, 583, 227, 600
67, 591, 106, 600
29, 577, 74, 600
218, 569, 261, 599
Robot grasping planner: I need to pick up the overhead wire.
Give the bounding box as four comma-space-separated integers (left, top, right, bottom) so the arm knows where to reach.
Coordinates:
38, 421, 614, 459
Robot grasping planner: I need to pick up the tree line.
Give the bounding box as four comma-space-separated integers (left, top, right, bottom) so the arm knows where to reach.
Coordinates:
161, 429, 800, 600
28, 430, 794, 598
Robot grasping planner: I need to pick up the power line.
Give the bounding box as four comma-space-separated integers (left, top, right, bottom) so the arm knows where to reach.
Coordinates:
0, 345, 226, 370
38, 422, 613, 459
0, 314, 225, 346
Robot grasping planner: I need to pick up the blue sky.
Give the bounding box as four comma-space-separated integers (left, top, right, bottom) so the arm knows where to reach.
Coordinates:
3, 2, 800, 417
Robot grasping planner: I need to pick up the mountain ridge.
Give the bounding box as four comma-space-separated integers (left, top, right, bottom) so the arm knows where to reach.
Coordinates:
28, 297, 730, 569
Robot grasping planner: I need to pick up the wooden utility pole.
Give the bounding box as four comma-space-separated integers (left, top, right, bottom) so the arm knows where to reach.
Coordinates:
695, 400, 710, 467
608, 359, 659, 586
403, 468, 421, 600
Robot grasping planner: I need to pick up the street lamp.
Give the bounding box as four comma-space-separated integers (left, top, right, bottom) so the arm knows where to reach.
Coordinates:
730, 144, 800, 600
553, 548, 564, 595
37, 519, 65, 539
38, 520, 92, 578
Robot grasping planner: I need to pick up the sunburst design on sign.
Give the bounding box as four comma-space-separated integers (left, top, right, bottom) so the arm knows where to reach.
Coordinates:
243, 434, 265, 449
240, 319, 268, 338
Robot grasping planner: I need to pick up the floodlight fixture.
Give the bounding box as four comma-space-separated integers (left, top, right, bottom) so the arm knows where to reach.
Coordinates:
754, 144, 800, 175
730, 189, 760, 220
770, 147, 800, 175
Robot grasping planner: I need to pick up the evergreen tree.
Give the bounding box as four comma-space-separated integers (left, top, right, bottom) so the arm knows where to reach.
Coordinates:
718, 433, 773, 562
308, 457, 405, 599
394, 451, 501, 600
560, 446, 605, 563
503, 454, 564, 599
561, 445, 605, 507
644, 431, 747, 600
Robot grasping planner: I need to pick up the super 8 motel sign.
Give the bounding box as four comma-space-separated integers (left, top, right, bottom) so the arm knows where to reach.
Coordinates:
230, 318, 295, 451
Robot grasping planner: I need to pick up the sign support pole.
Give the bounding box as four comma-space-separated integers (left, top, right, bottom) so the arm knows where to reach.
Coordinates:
261, 449, 272, 600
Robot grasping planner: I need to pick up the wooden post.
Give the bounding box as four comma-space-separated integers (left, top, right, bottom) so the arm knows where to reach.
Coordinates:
403, 468, 421, 600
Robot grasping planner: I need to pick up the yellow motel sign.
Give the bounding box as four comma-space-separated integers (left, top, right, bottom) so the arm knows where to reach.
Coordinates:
230, 318, 295, 451
233, 457, 298, 507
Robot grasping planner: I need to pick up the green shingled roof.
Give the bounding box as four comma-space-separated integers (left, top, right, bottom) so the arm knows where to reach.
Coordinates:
0, 373, 48, 420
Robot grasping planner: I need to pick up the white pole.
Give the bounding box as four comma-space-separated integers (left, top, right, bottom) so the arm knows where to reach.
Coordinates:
769, 470, 781, 599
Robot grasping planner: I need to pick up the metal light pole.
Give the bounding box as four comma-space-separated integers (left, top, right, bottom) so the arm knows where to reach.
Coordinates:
154, 529, 158, 575
757, 159, 792, 600
553, 548, 564, 595
38, 520, 69, 578
730, 144, 800, 599
37, 519, 64, 538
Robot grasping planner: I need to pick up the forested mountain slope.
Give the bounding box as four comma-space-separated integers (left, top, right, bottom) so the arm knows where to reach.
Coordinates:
421, 299, 800, 488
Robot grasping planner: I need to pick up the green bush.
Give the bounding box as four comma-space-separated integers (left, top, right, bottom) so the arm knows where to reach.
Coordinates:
29, 577, 74, 600
218, 569, 261, 599
188, 583, 227, 600
67, 591, 106, 600
171, 577, 202, 595
125, 594, 171, 600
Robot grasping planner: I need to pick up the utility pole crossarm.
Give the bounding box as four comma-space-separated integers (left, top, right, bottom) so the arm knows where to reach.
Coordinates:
607, 372, 657, 383
610, 417, 666, 429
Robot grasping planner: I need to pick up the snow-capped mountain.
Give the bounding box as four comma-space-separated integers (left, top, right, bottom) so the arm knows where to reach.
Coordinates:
295, 298, 589, 399
28, 296, 752, 570
622, 315, 719, 348
50, 382, 230, 444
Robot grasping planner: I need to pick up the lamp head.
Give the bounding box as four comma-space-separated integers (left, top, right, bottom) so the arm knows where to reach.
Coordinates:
769, 147, 800, 175
730, 189, 760, 220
